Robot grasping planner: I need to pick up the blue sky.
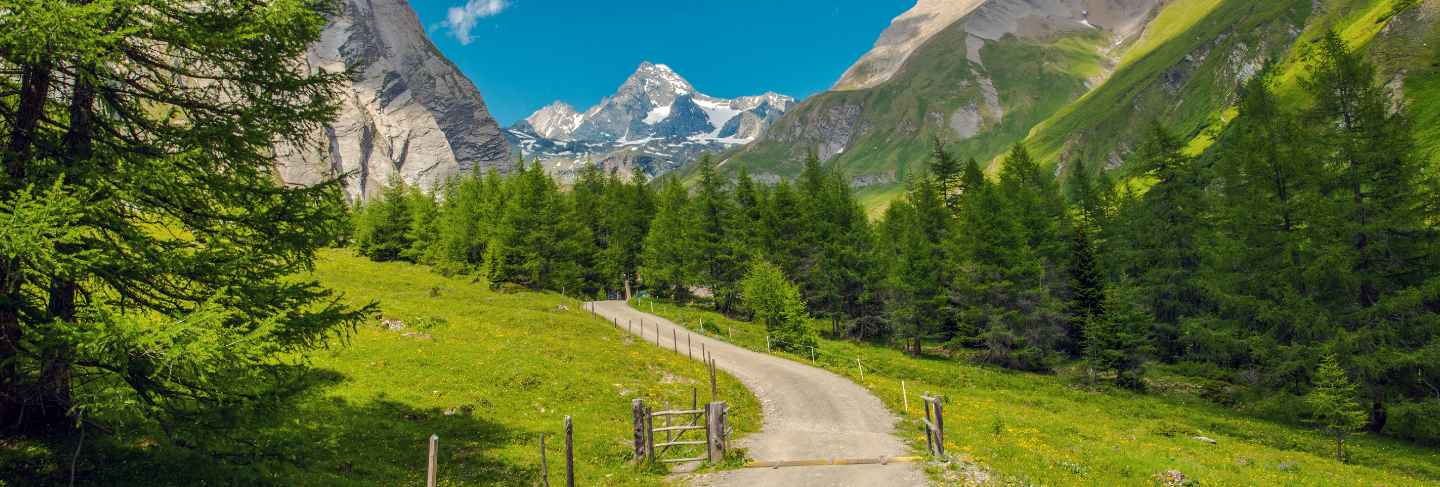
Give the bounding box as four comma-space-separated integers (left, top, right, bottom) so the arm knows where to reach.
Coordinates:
409, 0, 914, 125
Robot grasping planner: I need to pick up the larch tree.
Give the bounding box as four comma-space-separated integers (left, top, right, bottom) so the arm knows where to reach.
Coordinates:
0, 0, 370, 434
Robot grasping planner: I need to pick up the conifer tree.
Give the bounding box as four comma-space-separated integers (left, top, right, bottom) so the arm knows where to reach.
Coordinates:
740, 260, 816, 352
1084, 287, 1151, 390
1306, 353, 1368, 461
688, 156, 745, 312
641, 178, 694, 299
354, 180, 414, 262
762, 180, 807, 279
485, 162, 589, 292
880, 177, 950, 355
0, 0, 367, 433
1129, 124, 1210, 358
1064, 225, 1105, 356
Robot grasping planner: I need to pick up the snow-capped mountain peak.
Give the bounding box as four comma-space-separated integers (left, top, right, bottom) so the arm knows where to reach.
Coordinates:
507, 62, 794, 182
525, 101, 584, 140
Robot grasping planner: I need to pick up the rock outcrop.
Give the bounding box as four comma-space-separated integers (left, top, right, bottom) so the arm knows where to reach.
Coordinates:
275, 0, 511, 201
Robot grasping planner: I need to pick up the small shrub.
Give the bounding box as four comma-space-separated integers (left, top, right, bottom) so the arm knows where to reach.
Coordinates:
1382, 400, 1440, 445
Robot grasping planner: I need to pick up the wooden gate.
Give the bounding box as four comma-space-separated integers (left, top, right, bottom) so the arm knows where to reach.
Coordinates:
633, 398, 729, 464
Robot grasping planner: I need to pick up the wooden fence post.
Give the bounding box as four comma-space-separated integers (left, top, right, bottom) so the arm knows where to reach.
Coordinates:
672, 329, 677, 353
709, 359, 718, 401
933, 396, 945, 459
426, 434, 438, 487
687, 334, 692, 360
539, 433, 549, 487
922, 394, 934, 455
655, 323, 661, 347
706, 401, 729, 462
564, 416, 575, 487
632, 399, 646, 461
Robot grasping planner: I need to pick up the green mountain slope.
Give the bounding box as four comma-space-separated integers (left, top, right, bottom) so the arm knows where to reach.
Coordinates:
711, 0, 1437, 213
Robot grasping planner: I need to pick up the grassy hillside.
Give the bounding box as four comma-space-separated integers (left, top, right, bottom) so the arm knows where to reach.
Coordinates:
1023, 0, 1309, 170
642, 300, 1440, 486
711, 20, 1110, 199
1, 251, 758, 486
709, 0, 1436, 215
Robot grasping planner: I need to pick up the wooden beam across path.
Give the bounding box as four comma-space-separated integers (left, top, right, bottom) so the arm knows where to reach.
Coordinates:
744, 456, 925, 468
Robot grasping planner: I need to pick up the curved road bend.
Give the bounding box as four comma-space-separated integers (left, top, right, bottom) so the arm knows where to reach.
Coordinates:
588, 300, 926, 486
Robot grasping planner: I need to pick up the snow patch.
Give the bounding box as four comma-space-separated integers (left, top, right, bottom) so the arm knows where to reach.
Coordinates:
694, 98, 742, 136
643, 104, 672, 125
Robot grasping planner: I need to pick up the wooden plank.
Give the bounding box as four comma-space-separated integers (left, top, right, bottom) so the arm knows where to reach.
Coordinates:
658, 456, 707, 464
653, 440, 707, 447
652, 425, 706, 433
651, 409, 704, 416
644, 406, 655, 464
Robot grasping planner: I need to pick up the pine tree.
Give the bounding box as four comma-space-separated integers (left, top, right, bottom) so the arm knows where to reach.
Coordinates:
1064, 225, 1105, 357
354, 180, 414, 262
402, 187, 440, 264
740, 260, 816, 352
761, 180, 807, 279
1129, 124, 1210, 359
688, 156, 745, 312
599, 170, 653, 299
997, 144, 1070, 269
880, 176, 950, 355
928, 137, 963, 212
1084, 287, 1152, 390
641, 178, 694, 299
1305, 353, 1368, 462
0, 0, 367, 433
485, 162, 590, 291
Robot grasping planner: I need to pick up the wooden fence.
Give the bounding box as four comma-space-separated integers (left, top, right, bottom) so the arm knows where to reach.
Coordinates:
920, 394, 945, 458
633, 397, 730, 464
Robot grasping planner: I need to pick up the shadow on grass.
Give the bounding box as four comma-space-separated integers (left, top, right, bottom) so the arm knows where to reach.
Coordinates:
2, 368, 535, 486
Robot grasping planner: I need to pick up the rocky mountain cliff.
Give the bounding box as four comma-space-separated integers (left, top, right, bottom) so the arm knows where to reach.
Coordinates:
715, 0, 1438, 212
507, 62, 793, 181
275, 0, 511, 201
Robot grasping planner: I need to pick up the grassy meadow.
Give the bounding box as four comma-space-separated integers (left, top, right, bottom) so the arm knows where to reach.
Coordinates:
0, 250, 758, 486
641, 299, 1440, 486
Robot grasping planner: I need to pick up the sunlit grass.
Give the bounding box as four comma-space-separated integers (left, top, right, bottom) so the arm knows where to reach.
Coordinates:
642, 299, 1440, 486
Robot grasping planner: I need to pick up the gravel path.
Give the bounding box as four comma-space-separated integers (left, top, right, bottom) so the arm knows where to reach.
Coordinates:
588, 300, 927, 486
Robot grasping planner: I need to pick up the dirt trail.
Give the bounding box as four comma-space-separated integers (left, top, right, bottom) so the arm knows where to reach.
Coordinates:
588, 300, 926, 486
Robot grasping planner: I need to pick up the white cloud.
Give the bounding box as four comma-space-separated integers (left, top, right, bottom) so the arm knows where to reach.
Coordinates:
442, 0, 508, 45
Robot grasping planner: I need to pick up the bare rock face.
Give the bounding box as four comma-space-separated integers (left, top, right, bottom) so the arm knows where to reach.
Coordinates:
834, 0, 988, 91
276, 0, 511, 201
834, 0, 1160, 92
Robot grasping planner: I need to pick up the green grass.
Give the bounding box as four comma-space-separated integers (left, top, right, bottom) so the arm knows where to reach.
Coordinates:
715, 23, 1110, 214
640, 299, 1440, 486
1, 251, 758, 486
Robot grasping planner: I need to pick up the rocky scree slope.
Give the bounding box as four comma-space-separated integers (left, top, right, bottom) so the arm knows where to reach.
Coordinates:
275, 0, 511, 201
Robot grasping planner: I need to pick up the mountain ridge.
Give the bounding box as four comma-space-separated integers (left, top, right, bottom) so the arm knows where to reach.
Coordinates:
507, 62, 794, 182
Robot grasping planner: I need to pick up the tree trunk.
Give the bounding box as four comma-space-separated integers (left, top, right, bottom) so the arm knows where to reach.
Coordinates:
33, 63, 99, 431
0, 59, 54, 433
